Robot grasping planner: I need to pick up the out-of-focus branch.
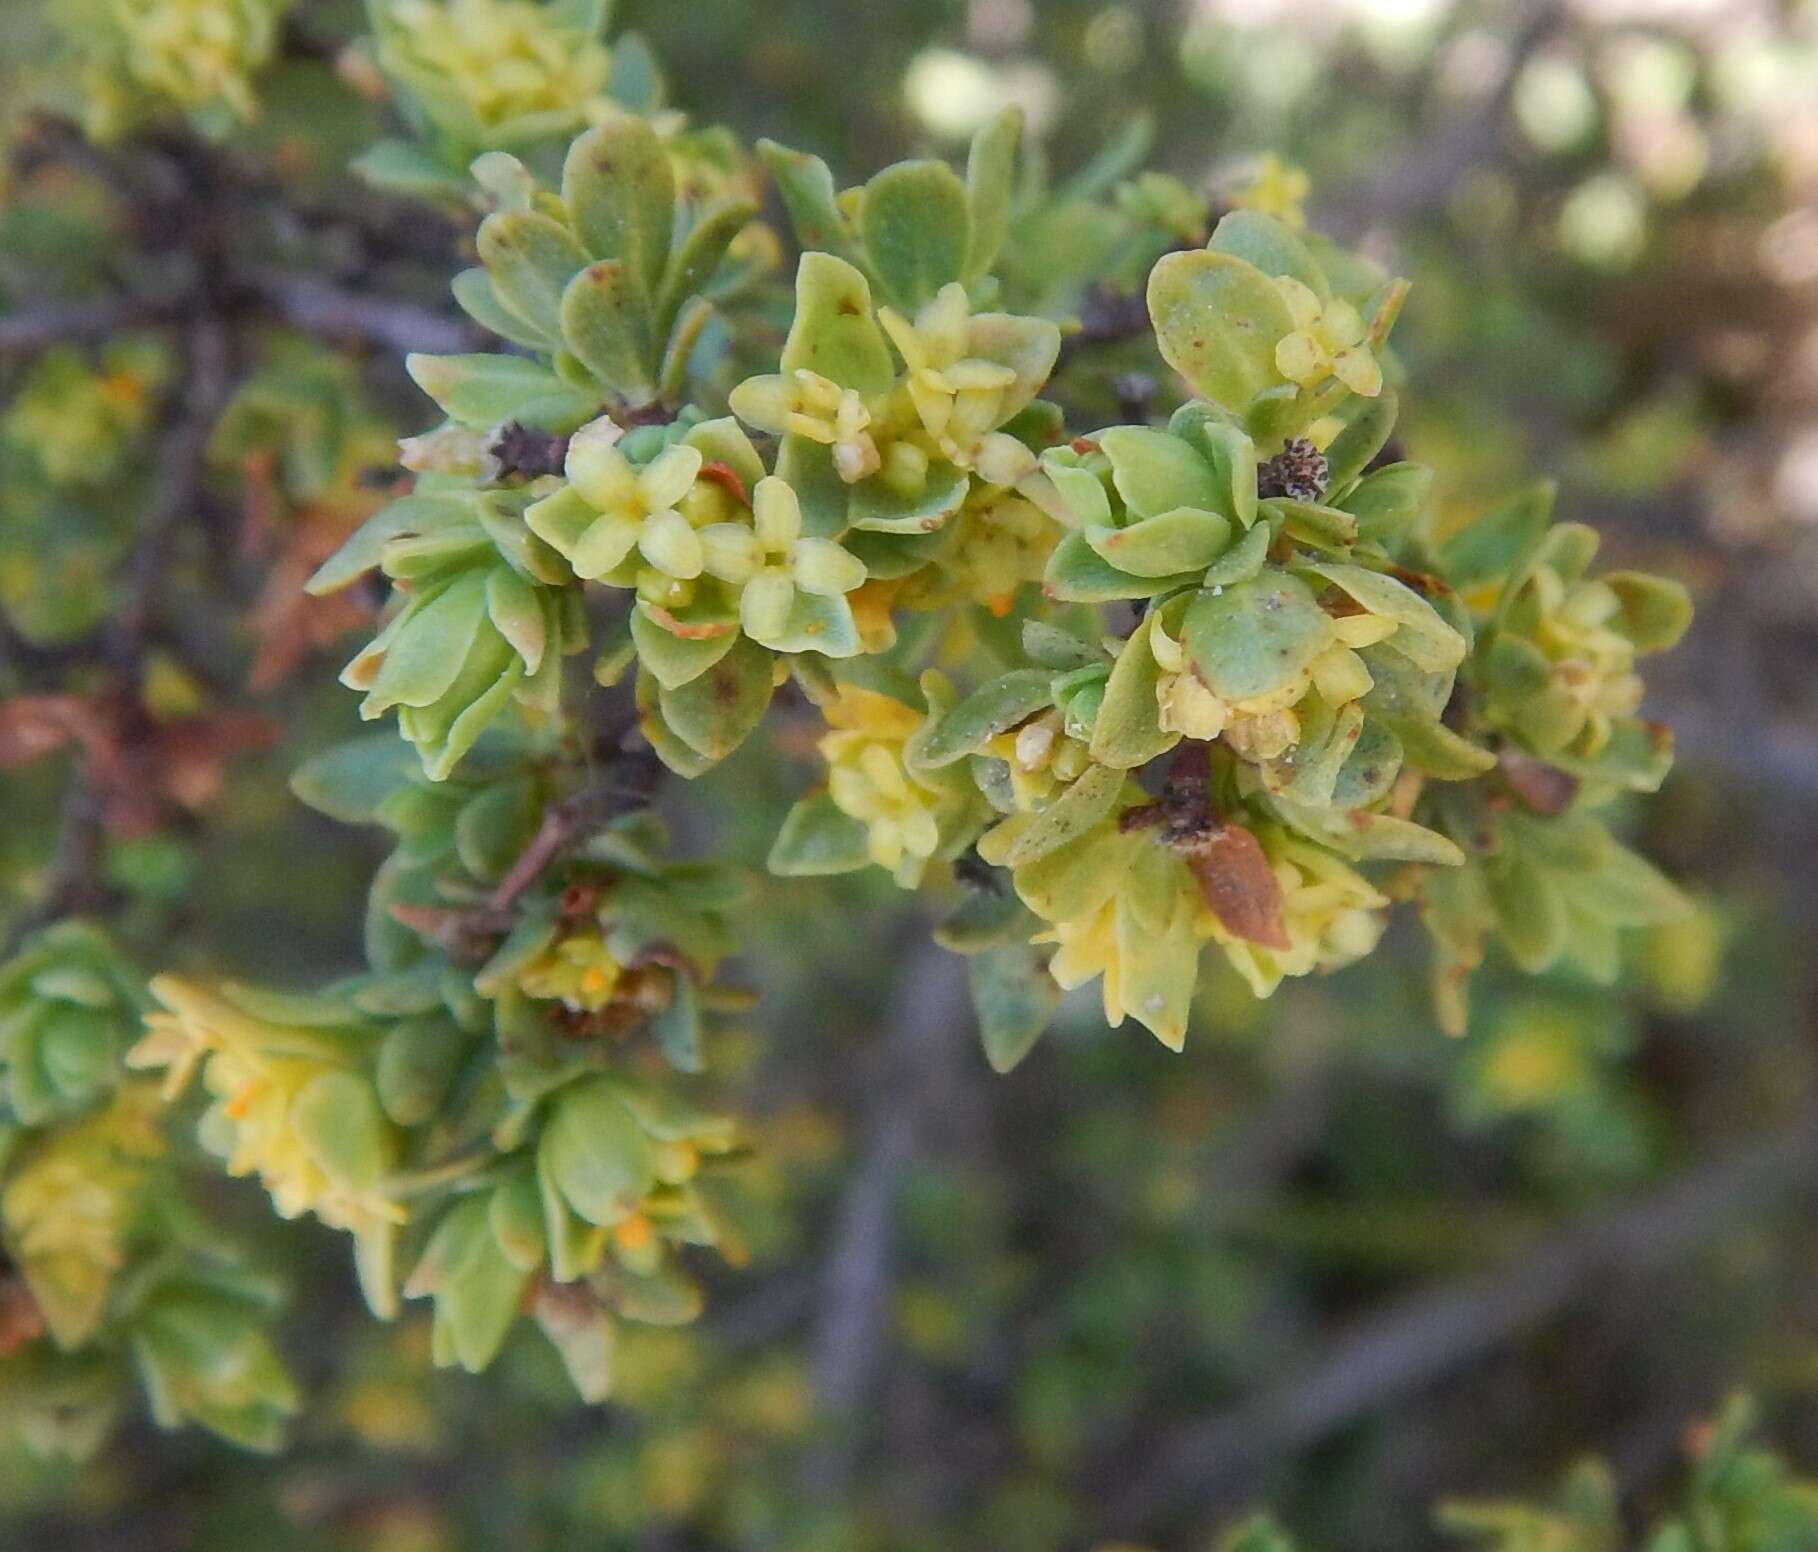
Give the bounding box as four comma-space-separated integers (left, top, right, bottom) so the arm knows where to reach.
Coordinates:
236, 269, 486, 355
0, 296, 177, 357
0, 784, 111, 959
107, 316, 234, 667
1315, 1, 1561, 239
1101, 1105, 1818, 1533
801, 937, 971, 1498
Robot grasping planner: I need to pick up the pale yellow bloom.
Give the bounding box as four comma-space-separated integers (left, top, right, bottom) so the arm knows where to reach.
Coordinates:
1273, 276, 1383, 398
129, 981, 405, 1243
818, 688, 944, 882
1524, 567, 1646, 758
1235, 153, 1311, 228
1, 1084, 165, 1348
519, 930, 624, 1013
380, 0, 610, 142
729, 370, 881, 483
110, 0, 279, 121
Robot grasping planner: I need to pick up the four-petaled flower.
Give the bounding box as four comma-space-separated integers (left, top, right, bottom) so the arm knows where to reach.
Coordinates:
1273, 277, 1383, 398
526, 421, 707, 585
697, 476, 867, 652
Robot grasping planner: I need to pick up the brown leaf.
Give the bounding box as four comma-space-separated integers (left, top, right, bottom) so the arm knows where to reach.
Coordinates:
1184, 823, 1291, 951
1499, 749, 1578, 816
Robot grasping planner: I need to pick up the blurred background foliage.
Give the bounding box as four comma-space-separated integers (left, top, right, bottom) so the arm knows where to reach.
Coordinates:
4, 0, 1818, 1548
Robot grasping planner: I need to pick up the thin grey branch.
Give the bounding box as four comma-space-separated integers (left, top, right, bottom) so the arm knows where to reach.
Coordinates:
238, 269, 486, 355
0, 296, 174, 357
1101, 1106, 1818, 1532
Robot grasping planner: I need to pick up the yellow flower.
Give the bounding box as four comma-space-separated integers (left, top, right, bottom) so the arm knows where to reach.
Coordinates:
130, 981, 406, 1259
110, 0, 280, 122
696, 477, 868, 651
1198, 831, 1385, 998
1273, 277, 1383, 398
877, 284, 1037, 482
519, 930, 625, 1013
902, 487, 1056, 616
983, 711, 1090, 810
818, 688, 945, 883
728, 369, 882, 484
1513, 567, 1646, 758
1014, 824, 1203, 1049
378, 0, 610, 145
1235, 153, 1311, 228
526, 425, 708, 592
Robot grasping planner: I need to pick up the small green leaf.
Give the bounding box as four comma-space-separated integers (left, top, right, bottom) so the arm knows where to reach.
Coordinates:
913, 670, 1053, 768
1183, 572, 1331, 702
1000, 763, 1126, 867
631, 604, 739, 689
1341, 461, 1432, 544
405, 353, 597, 431
656, 636, 776, 760
968, 942, 1058, 1073
477, 209, 589, 342
756, 139, 866, 266
291, 1071, 394, 1194
376, 1015, 468, 1127
1098, 425, 1226, 519
1441, 482, 1554, 590
1043, 532, 1200, 602
861, 160, 972, 310
964, 107, 1021, 282
290, 734, 420, 824
780, 252, 895, 394
1207, 209, 1329, 301
562, 120, 675, 295
453, 266, 556, 349
1604, 572, 1692, 654
540, 1079, 655, 1227
656, 197, 757, 336
1087, 508, 1232, 577
767, 792, 873, 875
1488, 856, 1567, 972
561, 261, 658, 404
1319, 387, 1399, 495
1147, 249, 1294, 414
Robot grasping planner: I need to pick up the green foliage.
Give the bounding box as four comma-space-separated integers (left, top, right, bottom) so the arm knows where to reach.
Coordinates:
10, 1, 1805, 1543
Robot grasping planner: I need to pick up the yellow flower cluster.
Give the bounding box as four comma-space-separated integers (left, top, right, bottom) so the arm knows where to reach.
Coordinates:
103, 0, 282, 126
1, 1084, 165, 1348
129, 981, 405, 1264
1511, 567, 1647, 759
877, 284, 1041, 484
818, 688, 949, 884
1234, 152, 1311, 228
378, 0, 609, 145
519, 930, 626, 1013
